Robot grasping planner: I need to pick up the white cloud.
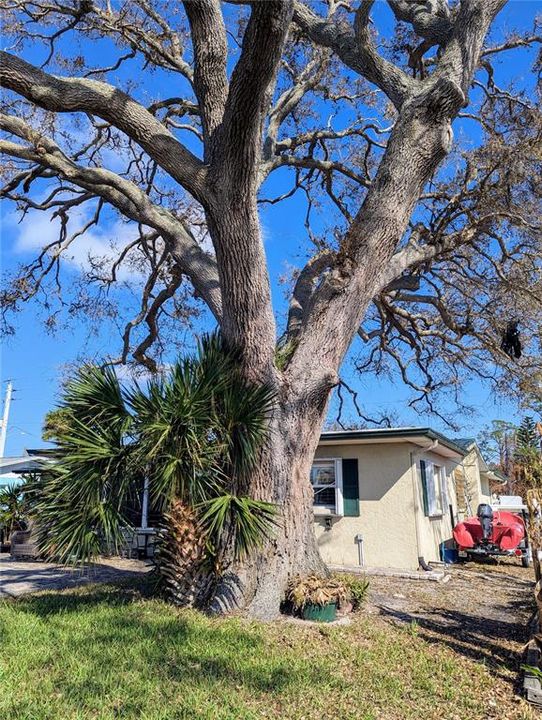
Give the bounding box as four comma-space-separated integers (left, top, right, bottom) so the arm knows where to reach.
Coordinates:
7, 204, 147, 283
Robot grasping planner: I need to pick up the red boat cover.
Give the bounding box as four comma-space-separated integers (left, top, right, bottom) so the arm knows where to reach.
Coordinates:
453, 510, 525, 551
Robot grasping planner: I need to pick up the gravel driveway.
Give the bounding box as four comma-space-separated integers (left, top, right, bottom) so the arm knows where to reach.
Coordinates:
0, 554, 151, 598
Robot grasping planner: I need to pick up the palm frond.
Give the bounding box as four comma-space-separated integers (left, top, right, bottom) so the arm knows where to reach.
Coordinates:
31, 332, 277, 580
62, 364, 130, 432
198, 494, 278, 560
30, 366, 136, 563
218, 380, 276, 479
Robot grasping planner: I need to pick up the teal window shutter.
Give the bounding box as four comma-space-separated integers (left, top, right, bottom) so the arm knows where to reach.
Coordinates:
419, 460, 430, 516
342, 459, 360, 517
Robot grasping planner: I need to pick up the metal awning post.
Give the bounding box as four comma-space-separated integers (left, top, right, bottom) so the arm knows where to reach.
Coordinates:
141, 476, 150, 530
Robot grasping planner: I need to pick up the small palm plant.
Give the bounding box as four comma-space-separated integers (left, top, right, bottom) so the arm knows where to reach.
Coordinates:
0, 486, 27, 541
28, 333, 277, 607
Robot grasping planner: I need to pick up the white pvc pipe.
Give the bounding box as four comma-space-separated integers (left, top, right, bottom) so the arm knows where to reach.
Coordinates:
358, 537, 364, 567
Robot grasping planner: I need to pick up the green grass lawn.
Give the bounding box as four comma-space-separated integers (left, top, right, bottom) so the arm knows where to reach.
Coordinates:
0, 581, 535, 720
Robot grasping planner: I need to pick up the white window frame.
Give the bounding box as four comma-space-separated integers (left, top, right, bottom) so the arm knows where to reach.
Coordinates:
420, 459, 448, 518
311, 458, 344, 517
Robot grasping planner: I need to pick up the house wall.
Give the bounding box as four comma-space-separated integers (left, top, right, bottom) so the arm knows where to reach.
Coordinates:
480, 476, 492, 504
313, 442, 460, 570
313, 442, 419, 570
458, 449, 490, 512
412, 449, 459, 564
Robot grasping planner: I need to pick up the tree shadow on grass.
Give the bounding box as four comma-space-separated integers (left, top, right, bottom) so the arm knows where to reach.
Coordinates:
377, 601, 531, 686
4, 582, 322, 697
0, 559, 151, 599
2, 575, 156, 613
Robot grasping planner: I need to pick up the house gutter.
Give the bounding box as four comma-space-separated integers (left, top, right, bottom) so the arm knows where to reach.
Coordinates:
410, 440, 439, 572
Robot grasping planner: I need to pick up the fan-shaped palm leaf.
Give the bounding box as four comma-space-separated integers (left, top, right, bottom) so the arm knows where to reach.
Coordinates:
199, 494, 278, 561
31, 332, 277, 591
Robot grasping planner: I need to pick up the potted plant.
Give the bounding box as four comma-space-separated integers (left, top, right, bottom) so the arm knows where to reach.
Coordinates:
286, 575, 349, 622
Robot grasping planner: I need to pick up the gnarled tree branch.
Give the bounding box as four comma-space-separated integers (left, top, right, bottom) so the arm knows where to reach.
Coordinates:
0, 113, 222, 321
292, 0, 417, 109
0, 51, 208, 204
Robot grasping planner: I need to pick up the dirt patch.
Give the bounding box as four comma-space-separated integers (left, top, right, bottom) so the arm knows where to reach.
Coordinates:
366, 559, 536, 701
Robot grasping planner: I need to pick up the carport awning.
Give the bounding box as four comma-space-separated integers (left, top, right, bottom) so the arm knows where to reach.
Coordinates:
0, 456, 51, 474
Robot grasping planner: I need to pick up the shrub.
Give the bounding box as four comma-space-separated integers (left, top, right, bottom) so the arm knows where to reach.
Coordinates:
336, 573, 369, 611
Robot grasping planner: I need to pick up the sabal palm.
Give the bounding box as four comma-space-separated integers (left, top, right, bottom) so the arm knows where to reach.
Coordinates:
29, 334, 277, 582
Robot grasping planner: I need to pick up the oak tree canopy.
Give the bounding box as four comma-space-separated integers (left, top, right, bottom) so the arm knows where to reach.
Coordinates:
1, 0, 541, 615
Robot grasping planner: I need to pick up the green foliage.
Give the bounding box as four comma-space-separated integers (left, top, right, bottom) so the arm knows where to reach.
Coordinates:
42, 407, 74, 442
199, 495, 278, 561
478, 419, 517, 475
0, 486, 27, 536
30, 366, 135, 562
0, 582, 524, 720
274, 339, 298, 371
514, 416, 542, 490
521, 664, 542, 679
28, 333, 277, 572
339, 573, 370, 611
515, 416, 541, 458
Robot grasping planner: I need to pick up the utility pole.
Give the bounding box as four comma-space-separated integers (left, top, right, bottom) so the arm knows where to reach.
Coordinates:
0, 381, 13, 458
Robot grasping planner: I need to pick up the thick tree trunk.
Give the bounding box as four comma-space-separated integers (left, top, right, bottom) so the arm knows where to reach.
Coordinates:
209, 391, 330, 618
207, 111, 457, 619
203, 7, 496, 616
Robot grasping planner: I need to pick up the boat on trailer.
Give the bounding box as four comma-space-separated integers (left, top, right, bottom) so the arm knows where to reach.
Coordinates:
453, 495, 531, 567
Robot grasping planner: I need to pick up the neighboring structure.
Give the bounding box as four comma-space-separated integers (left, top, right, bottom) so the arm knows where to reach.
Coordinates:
452, 438, 508, 519
0, 450, 53, 489
312, 427, 467, 571
3, 447, 157, 559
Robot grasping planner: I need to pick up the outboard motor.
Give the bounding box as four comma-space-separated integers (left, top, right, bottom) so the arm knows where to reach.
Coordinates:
477, 503, 494, 541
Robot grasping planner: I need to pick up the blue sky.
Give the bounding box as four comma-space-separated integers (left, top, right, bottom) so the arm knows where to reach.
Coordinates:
1, 1, 541, 455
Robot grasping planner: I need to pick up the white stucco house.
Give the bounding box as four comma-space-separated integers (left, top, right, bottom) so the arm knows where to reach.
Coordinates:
311, 427, 489, 571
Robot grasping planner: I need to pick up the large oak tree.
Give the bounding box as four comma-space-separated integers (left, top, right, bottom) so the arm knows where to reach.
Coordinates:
1, 0, 541, 616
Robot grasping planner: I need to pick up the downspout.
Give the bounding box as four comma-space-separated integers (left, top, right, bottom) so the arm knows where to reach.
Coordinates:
410, 440, 439, 572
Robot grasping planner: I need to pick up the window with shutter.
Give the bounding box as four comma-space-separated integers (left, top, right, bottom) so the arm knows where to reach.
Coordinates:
342, 458, 360, 517
310, 459, 344, 516
420, 460, 430, 516
440, 466, 448, 509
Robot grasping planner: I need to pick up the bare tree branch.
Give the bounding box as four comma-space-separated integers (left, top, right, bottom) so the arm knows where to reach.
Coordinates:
292, 0, 417, 109
0, 113, 222, 320
0, 51, 208, 204
387, 0, 455, 44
